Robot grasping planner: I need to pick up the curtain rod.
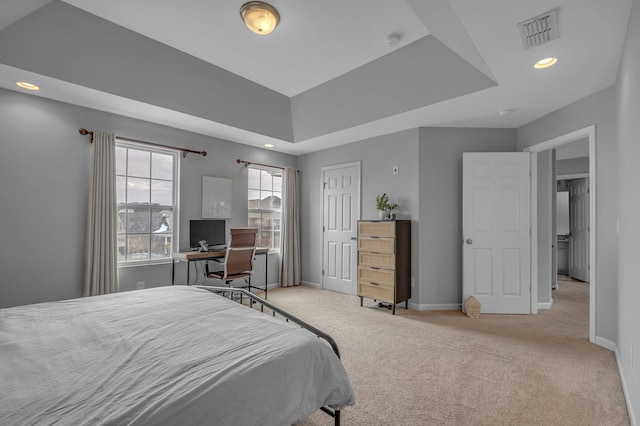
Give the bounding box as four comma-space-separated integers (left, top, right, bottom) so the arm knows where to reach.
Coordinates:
236, 159, 299, 172
237, 159, 281, 170
79, 128, 207, 158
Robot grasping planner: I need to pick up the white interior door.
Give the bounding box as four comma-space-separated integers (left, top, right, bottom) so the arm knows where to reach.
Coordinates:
322, 162, 360, 295
569, 178, 590, 282
463, 153, 531, 314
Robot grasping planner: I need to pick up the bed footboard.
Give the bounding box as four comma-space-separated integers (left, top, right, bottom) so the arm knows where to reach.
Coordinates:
197, 286, 344, 425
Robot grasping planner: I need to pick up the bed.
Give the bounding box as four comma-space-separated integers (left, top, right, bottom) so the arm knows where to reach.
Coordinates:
0, 286, 355, 425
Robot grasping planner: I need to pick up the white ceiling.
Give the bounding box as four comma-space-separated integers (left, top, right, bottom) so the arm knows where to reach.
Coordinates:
0, 0, 633, 155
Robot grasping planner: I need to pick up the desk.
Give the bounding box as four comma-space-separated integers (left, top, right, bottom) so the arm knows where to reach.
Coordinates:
172, 248, 269, 297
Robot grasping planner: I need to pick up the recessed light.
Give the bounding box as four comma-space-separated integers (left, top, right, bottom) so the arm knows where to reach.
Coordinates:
534, 57, 558, 69
16, 81, 40, 91
264, 143, 274, 148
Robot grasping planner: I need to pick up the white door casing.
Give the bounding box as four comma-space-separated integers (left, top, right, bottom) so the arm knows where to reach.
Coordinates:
525, 124, 596, 344
322, 162, 360, 295
463, 153, 532, 314
568, 178, 590, 282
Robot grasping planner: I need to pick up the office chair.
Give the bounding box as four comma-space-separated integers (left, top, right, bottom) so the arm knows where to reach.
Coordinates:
205, 227, 257, 305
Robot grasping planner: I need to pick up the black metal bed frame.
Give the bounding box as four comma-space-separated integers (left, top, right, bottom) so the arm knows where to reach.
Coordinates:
197, 285, 343, 426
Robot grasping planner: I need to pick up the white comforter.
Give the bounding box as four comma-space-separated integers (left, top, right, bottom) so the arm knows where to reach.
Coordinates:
0, 286, 354, 425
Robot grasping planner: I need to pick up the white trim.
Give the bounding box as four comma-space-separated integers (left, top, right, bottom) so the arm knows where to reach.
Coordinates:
595, 336, 616, 352
615, 346, 638, 426
557, 173, 589, 180
301, 280, 321, 289
537, 301, 553, 310
525, 125, 597, 344
320, 161, 362, 293
408, 302, 461, 311
530, 153, 538, 314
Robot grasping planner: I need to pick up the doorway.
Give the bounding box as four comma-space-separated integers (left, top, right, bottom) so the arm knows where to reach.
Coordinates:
525, 125, 596, 343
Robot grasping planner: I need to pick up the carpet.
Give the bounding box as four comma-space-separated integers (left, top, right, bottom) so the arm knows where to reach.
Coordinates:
261, 282, 629, 426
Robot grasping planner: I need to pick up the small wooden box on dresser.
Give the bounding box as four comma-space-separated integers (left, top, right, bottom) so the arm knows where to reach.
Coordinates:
357, 220, 411, 315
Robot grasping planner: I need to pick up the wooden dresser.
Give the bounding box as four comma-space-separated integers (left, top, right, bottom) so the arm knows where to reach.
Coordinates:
357, 220, 411, 314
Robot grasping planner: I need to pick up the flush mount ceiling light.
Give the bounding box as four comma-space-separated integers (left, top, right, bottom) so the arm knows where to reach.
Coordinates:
16, 81, 40, 91
240, 2, 280, 35
264, 143, 275, 148
534, 57, 558, 69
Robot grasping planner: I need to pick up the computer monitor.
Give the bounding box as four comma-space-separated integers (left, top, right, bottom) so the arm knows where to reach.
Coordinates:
189, 219, 226, 248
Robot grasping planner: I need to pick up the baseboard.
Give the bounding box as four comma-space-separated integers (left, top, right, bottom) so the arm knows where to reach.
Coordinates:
537, 301, 553, 310
595, 336, 616, 352
614, 345, 637, 426
301, 280, 321, 289
408, 302, 461, 311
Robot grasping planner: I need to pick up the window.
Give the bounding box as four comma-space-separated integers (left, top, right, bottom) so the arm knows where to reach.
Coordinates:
248, 167, 282, 249
116, 142, 178, 264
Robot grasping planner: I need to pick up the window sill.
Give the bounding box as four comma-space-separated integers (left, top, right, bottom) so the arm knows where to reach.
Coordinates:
118, 259, 173, 268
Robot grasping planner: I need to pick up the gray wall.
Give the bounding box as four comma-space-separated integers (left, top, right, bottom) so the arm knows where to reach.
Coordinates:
516, 86, 618, 344
297, 129, 420, 299
615, 0, 640, 419
0, 89, 295, 308
417, 128, 517, 307
556, 157, 589, 176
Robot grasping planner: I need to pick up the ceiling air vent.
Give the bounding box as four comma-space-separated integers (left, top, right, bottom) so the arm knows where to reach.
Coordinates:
517, 8, 559, 49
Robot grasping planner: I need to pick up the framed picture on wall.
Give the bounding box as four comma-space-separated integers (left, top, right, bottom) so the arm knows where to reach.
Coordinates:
202, 176, 232, 219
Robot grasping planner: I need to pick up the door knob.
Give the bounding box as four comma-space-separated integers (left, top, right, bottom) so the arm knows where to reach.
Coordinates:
465, 239, 473, 244
351, 236, 357, 240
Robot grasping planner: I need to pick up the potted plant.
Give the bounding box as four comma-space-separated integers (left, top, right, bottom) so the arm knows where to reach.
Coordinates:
376, 193, 398, 220
387, 202, 398, 220
376, 193, 390, 219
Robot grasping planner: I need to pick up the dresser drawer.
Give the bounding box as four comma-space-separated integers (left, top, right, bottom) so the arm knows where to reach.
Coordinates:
358, 281, 394, 303
358, 266, 395, 286
358, 237, 395, 254
358, 221, 395, 238
359, 252, 395, 269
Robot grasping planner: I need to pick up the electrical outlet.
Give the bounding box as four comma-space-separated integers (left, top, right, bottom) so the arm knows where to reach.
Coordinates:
136, 281, 145, 289
392, 165, 399, 175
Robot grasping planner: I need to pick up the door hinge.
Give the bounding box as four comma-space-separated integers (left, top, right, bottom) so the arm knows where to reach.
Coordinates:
323, 182, 327, 189
322, 269, 325, 276
323, 226, 325, 232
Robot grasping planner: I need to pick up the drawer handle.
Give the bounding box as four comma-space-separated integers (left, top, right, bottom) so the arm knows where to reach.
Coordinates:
369, 282, 379, 286
370, 266, 380, 270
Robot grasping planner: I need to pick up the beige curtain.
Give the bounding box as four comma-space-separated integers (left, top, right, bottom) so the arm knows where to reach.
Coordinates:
83, 130, 119, 296
280, 167, 300, 287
